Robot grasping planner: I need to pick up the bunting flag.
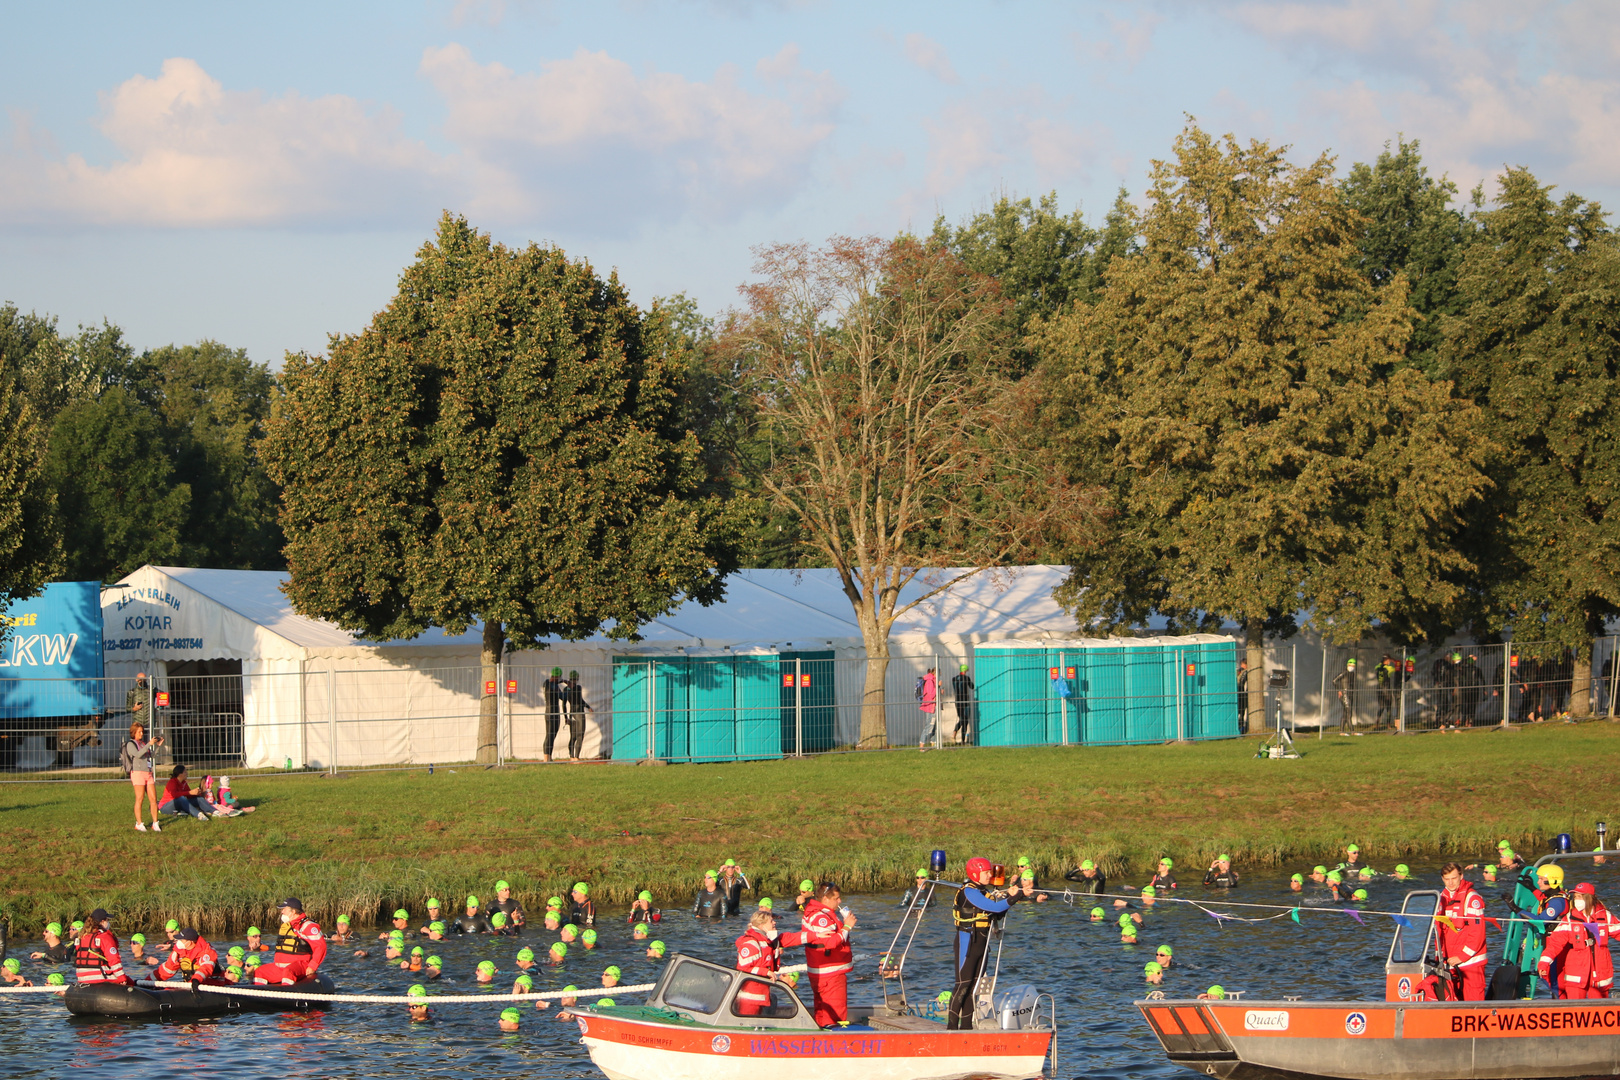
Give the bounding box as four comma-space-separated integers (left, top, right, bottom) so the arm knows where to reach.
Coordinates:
1484, 917, 1503, 930
1342, 909, 1365, 925
1290, 908, 1301, 924
1436, 915, 1457, 932
1391, 915, 1411, 928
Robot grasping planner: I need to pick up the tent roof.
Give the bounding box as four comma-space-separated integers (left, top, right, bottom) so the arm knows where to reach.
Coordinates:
130, 565, 1080, 651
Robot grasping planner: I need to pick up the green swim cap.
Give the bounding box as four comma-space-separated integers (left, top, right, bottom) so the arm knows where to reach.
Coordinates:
1218, 854, 1230, 862
427, 898, 441, 908
758, 899, 774, 911
552, 667, 562, 678
131, 933, 146, 944
1290, 873, 1303, 883
1142, 885, 1156, 896
546, 896, 562, 908
2, 958, 19, 972
411, 946, 424, 956
390, 930, 406, 941
638, 890, 653, 902
705, 869, 718, 879
562, 923, 579, 936
394, 909, 409, 919
492, 913, 508, 928
337, 915, 350, 924
501, 1007, 521, 1022
427, 955, 442, 967
598, 998, 616, 1007
1359, 867, 1374, 877
246, 926, 260, 936
408, 984, 427, 998
1090, 907, 1104, 918
1206, 985, 1225, 999
916, 868, 928, 878
1017, 856, 1031, 867
47, 973, 65, 985
477, 961, 496, 974
1353, 889, 1369, 901
572, 882, 589, 896
46, 922, 62, 936
514, 974, 533, 989
495, 880, 510, 891
518, 948, 535, 961
1327, 871, 1342, 883
1156, 945, 1173, 956
1498, 839, 1511, 850
604, 965, 622, 977
1145, 962, 1163, 975
724, 859, 736, 867
1118, 914, 1135, 928
430, 922, 446, 933
635, 922, 650, 933
167, 920, 180, 932
551, 942, 568, 956
1395, 864, 1410, 875
1313, 866, 1326, 875
937, 990, 951, 1003
1080, 859, 1095, 871
650, 941, 666, 954
1347, 844, 1359, 854
799, 880, 814, 892
245, 955, 262, 967
563, 984, 579, 993
1021, 873, 1035, 883
228, 946, 245, 959
466, 895, 479, 907
582, 929, 597, 943
226, 965, 244, 976
1159, 858, 1174, 868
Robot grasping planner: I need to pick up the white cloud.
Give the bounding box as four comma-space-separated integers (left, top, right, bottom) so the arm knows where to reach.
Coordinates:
0, 58, 450, 228
902, 33, 960, 84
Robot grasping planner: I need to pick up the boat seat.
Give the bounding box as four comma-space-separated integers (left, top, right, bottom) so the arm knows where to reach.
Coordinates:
866, 1013, 945, 1033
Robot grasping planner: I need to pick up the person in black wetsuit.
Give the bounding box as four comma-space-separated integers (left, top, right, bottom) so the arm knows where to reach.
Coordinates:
452, 895, 492, 935
563, 672, 592, 760
951, 665, 977, 744
1203, 855, 1240, 888
542, 668, 565, 762
30, 922, 71, 964
493, 880, 526, 927
693, 871, 727, 919
899, 869, 934, 909
719, 860, 747, 915
568, 882, 596, 928
1147, 858, 1178, 891
1065, 859, 1107, 894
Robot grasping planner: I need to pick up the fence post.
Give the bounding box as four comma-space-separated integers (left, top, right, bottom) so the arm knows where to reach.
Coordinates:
1609, 636, 1618, 721
1500, 642, 1510, 727
497, 657, 506, 766
645, 661, 655, 761
1319, 643, 1328, 737
794, 657, 804, 757
1173, 650, 1182, 744
327, 667, 336, 776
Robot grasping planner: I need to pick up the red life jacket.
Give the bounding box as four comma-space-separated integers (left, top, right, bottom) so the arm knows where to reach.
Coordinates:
74, 929, 127, 984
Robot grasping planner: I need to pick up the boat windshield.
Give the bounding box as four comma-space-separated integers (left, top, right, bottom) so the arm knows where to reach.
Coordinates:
661, 960, 733, 1015
1388, 892, 1439, 965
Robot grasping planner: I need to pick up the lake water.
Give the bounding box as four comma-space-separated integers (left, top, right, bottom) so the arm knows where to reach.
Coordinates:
4, 856, 1616, 1079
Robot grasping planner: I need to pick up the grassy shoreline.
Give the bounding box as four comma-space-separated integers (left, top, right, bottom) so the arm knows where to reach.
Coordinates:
2, 723, 1616, 938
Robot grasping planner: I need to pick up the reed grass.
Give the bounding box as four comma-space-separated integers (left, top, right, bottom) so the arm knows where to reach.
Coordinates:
2, 722, 1614, 939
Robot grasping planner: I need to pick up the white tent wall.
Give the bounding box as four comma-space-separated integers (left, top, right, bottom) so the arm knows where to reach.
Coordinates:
504, 649, 617, 761
242, 659, 304, 769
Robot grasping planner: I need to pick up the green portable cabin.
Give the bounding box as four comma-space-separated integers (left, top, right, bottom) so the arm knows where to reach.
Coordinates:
778, 650, 836, 754
611, 650, 783, 762
974, 640, 1054, 747
1189, 636, 1240, 740
1076, 638, 1130, 745
1124, 637, 1176, 743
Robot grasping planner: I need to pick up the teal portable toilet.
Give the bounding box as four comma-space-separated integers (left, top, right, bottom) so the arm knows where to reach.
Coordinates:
612, 655, 693, 760
611, 659, 654, 760
1125, 637, 1174, 743
1192, 636, 1240, 739
1044, 643, 1084, 744
681, 649, 782, 762
730, 649, 783, 760
779, 651, 835, 754
975, 640, 1052, 746
1078, 638, 1128, 744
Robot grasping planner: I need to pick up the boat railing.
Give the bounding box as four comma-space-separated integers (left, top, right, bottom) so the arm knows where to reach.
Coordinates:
1035, 991, 1058, 1075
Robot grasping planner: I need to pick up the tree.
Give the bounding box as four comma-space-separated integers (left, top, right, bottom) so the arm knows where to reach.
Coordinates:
1439, 168, 1620, 712
263, 214, 749, 762
722, 235, 1089, 747
1039, 126, 1487, 725
0, 358, 63, 617
1340, 138, 1473, 373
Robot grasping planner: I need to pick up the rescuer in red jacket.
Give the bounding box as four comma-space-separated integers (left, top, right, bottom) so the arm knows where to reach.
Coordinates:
1538, 883, 1614, 999
155, 929, 219, 983
800, 883, 857, 1027
735, 909, 805, 1015
254, 898, 327, 986
73, 908, 132, 986
1438, 863, 1489, 1001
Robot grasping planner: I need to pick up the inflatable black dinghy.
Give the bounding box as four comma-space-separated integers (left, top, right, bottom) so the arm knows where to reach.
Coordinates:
63, 973, 336, 1019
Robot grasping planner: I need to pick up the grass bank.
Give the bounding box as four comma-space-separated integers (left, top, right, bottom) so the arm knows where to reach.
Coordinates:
2, 723, 1616, 938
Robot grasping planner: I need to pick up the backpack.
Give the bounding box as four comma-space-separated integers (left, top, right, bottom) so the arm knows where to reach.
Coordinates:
914, 677, 925, 703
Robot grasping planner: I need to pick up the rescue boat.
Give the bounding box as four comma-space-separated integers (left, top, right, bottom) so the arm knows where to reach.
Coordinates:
568, 953, 1054, 1080
63, 973, 337, 1019
1140, 851, 1620, 1080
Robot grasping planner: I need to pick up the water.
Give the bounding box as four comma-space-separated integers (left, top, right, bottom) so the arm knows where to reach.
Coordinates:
5, 857, 1618, 1079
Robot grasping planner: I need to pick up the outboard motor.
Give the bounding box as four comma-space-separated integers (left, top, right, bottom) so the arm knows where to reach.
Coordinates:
991, 984, 1040, 1030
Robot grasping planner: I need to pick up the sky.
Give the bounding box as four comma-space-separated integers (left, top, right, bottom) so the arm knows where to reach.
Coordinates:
2, 0, 1617, 366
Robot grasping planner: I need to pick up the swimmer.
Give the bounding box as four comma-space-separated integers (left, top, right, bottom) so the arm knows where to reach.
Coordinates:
1067, 859, 1107, 895
1139, 884, 1156, 907
454, 895, 492, 935
1148, 858, 1178, 891
1290, 874, 1304, 892
560, 923, 580, 943
1484, 865, 1498, 883
245, 926, 266, 952
1022, 873, 1049, 902
602, 965, 621, 988
516, 947, 537, 970
379, 909, 411, 940
1308, 866, 1327, 885
128, 932, 154, 965
331, 915, 353, 943
417, 899, 443, 935
490, 912, 514, 936
581, 928, 598, 950
425, 956, 443, 979
385, 934, 406, 960
1358, 867, 1375, 882
500, 1007, 522, 1032
400, 946, 425, 972
1393, 864, 1411, 881
427, 921, 447, 941
628, 890, 658, 924
647, 940, 666, 959
45, 972, 66, 995
1, 958, 32, 986
476, 960, 497, 984
598, 998, 617, 1007
758, 897, 774, 912
407, 984, 430, 1022
900, 868, 933, 909
1199, 985, 1226, 1000
1089, 907, 1105, 922
545, 895, 563, 913
569, 882, 596, 928
243, 955, 263, 975
1341, 844, 1364, 875
543, 910, 562, 931
1156, 945, 1173, 968
632, 922, 650, 940
223, 965, 243, 983
513, 974, 533, 995
1119, 916, 1138, 945
1144, 961, 1164, 985
226, 945, 246, 968
1325, 871, 1345, 901
493, 880, 526, 927
557, 985, 580, 1009
795, 879, 815, 911
1352, 889, 1369, 903
549, 942, 568, 963
31, 922, 70, 964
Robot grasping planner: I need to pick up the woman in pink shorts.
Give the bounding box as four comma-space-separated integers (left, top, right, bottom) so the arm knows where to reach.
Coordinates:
119, 721, 164, 832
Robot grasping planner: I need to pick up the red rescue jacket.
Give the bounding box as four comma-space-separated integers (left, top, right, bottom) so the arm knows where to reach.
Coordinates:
156, 937, 219, 981
1438, 880, 1488, 970
74, 929, 128, 985
735, 925, 806, 1003
801, 899, 851, 977
1539, 908, 1614, 995
275, 914, 328, 972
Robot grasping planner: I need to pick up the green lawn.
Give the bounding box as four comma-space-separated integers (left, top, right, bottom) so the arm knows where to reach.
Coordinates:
3, 723, 1616, 938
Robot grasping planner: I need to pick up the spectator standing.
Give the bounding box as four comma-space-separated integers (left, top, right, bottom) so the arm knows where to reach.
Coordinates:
563, 672, 592, 761
951, 665, 977, 745
120, 721, 164, 833
916, 667, 938, 751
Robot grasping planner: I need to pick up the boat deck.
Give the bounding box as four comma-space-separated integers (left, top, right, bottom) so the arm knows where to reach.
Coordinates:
865, 1013, 947, 1033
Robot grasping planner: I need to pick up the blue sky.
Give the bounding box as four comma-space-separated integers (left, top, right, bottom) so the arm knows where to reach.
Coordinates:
2, 0, 1617, 365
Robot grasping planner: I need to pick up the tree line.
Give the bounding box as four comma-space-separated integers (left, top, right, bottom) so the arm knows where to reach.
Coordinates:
2, 124, 1615, 744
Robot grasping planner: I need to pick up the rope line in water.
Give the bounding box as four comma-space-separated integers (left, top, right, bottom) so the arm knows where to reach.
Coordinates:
1052, 888, 1571, 930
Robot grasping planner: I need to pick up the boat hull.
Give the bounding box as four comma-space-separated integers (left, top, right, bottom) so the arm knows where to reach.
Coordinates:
1139, 997, 1620, 1080
64, 974, 337, 1019
575, 1009, 1050, 1080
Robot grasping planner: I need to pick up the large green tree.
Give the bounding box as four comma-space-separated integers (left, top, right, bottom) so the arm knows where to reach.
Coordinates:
264, 214, 749, 762
1439, 168, 1620, 712
1340, 138, 1473, 373
1040, 127, 1487, 724
0, 308, 65, 616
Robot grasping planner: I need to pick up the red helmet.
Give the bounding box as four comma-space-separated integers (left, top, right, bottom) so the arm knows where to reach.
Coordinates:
1573, 882, 1597, 895
965, 857, 992, 879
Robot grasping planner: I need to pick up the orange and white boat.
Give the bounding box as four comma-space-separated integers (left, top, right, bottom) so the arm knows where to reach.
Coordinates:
1141, 861, 1620, 1080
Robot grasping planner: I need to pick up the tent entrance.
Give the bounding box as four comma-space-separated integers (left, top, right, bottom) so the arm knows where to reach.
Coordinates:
163, 659, 244, 768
